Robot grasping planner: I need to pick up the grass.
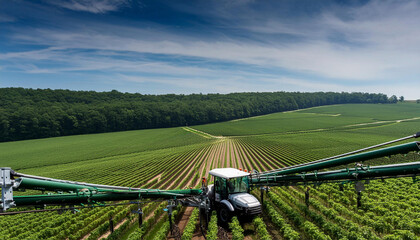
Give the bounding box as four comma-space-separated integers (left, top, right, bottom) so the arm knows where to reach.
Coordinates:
238, 119, 420, 166
298, 102, 420, 120
193, 112, 371, 136
192, 103, 420, 136
18, 143, 203, 184
0, 127, 210, 171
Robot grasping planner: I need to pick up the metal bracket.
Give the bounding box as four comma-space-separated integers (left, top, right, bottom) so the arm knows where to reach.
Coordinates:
260, 186, 269, 202
355, 181, 365, 192
1, 168, 18, 212
164, 199, 178, 234
132, 199, 143, 227
165, 199, 177, 213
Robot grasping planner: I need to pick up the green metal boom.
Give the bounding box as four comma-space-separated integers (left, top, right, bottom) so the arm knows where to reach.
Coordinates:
249, 141, 420, 186
13, 189, 202, 206
10, 176, 202, 207
258, 141, 420, 177
251, 161, 420, 186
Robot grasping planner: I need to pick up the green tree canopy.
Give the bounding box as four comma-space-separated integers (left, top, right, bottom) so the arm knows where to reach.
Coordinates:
0, 88, 394, 142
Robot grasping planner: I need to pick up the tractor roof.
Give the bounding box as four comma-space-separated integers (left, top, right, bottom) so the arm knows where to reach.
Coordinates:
209, 168, 249, 179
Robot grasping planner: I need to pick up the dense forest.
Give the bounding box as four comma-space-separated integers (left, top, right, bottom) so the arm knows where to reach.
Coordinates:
0, 88, 397, 142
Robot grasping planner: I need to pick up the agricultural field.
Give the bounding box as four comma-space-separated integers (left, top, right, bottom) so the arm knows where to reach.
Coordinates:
1, 102, 420, 239
0, 128, 211, 170
194, 103, 420, 136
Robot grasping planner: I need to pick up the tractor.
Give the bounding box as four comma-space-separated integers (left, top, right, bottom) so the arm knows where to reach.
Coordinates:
207, 168, 261, 223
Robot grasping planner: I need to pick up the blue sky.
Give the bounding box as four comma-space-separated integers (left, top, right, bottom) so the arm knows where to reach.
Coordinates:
1, 0, 419, 99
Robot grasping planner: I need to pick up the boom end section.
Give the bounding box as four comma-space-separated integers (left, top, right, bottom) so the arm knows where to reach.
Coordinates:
1, 168, 20, 212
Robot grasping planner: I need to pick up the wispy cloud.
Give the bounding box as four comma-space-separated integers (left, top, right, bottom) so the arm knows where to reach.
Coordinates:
50, 0, 129, 13
7, 20, 420, 82
0, 14, 16, 23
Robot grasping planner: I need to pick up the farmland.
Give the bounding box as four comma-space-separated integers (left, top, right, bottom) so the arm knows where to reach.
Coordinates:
194, 103, 420, 137
1, 102, 420, 239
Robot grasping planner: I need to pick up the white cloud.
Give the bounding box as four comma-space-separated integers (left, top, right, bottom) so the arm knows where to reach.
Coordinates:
51, 0, 129, 13
10, 26, 420, 82
116, 74, 280, 94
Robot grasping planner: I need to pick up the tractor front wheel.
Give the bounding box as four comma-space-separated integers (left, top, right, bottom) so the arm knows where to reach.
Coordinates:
218, 205, 232, 224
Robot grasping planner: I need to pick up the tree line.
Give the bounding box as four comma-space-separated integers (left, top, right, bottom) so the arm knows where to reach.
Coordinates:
0, 88, 397, 142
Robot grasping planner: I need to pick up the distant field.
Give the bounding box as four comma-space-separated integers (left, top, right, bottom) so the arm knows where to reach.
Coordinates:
0, 127, 209, 171
240, 120, 420, 162
298, 102, 420, 120
193, 103, 420, 136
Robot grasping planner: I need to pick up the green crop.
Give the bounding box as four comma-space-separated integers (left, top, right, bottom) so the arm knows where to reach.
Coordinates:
253, 217, 272, 240
206, 211, 218, 240
181, 208, 199, 240
229, 216, 244, 240
0, 127, 210, 170
193, 103, 420, 136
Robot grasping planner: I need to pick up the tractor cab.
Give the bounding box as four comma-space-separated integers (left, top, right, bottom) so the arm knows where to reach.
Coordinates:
208, 168, 261, 222
210, 168, 250, 201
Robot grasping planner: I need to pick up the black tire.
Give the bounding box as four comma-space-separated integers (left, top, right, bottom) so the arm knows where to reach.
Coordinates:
218, 204, 232, 224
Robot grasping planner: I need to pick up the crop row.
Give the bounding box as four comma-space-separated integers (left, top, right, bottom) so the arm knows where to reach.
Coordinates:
273, 187, 378, 240
181, 208, 200, 240
262, 178, 420, 240
299, 179, 420, 237
266, 191, 331, 240
206, 211, 218, 240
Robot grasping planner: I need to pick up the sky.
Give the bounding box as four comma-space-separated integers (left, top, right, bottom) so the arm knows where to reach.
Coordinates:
1, 0, 419, 99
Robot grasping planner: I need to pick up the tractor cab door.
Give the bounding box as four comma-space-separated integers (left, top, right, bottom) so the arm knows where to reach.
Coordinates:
214, 176, 228, 202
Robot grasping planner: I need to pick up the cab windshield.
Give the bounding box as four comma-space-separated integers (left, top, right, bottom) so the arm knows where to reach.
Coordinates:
227, 176, 249, 194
